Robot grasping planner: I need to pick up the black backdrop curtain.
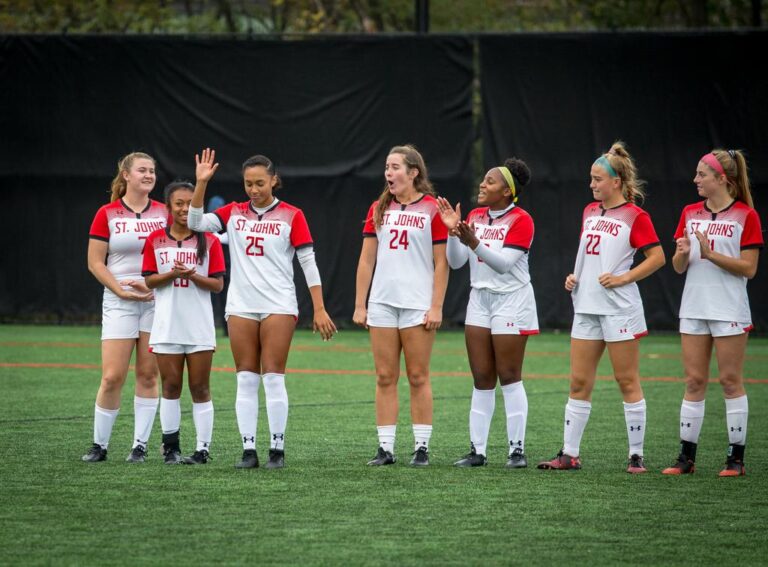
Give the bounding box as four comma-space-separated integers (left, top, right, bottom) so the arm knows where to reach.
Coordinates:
0, 36, 474, 324
1, 33, 766, 330
480, 32, 768, 330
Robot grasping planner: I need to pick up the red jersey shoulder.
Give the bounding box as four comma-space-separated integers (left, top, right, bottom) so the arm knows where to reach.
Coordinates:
145, 200, 168, 218
271, 200, 304, 224
467, 207, 489, 223
146, 227, 167, 246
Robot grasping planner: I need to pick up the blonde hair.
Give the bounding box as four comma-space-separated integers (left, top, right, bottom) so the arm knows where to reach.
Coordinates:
600, 141, 646, 204
709, 149, 753, 209
373, 145, 435, 227
109, 152, 155, 202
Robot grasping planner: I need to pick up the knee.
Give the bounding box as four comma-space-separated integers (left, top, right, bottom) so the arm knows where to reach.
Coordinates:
189, 384, 211, 402
100, 372, 126, 393
162, 382, 183, 399
135, 369, 158, 390
719, 373, 742, 397
407, 371, 430, 390
569, 375, 591, 397
497, 367, 522, 386
613, 373, 640, 394
376, 372, 399, 389
685, 374, 708, 396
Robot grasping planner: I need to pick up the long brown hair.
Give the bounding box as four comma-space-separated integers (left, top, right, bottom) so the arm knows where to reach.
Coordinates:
708, 149, 753, 208
109, 152, 155, 202
600, 141, 646, 204
373, 145, 435, 227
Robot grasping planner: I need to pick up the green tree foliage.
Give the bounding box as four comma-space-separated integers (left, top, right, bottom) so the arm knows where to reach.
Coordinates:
0, 0, 763, 33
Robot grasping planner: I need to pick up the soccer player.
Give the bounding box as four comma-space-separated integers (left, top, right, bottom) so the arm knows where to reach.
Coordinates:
188, 148, 337, 469
353, 145, 449, 467
662, 149, 763, 477
436, 158, 537, 468
82, 152, 167, 463
142, 182, 225, 465
537, 141, 665, 473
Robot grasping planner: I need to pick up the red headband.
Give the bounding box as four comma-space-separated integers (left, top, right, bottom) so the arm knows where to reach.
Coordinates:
700, 153, 725, 176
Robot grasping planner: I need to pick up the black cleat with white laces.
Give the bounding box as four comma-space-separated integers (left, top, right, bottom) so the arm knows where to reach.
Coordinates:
367, 447, 396, 466
126, 445, 147, 463
183, 450, 210, 465
82, 443, 107, 463
235, 449, 259, 469
410, 446, 430, 467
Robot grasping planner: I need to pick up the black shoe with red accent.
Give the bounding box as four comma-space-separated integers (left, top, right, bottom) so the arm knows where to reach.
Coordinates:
719, 456, 745, 477
661, 453, 695, 475
626, 454, 647, 474
537, 450, 581, 470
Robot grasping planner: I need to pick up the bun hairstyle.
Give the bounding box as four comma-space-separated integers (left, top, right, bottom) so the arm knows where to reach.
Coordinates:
110, 152, 155, 202
373, 144, 435, 228
497, 157, 531, 204
164, 180, 207, 265
705, 149, 753, 209
597, 141, 646, 204
242, 154, 282, 191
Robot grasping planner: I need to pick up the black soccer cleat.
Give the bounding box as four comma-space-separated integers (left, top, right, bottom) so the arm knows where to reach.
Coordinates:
719, 456, 746, 477
506, 447, 528, 469
454, 446, 487, 467
626, 454, 647, 474
183, 450, 210, 465
661, 453, 695, 475
264, 449, 285, 469
126, 445, 147, 463
163, 449, 183, 465
367, 446, 396, 466
410, 446, 430, 467
82, 443, 107, 463
235, 449, 259, 469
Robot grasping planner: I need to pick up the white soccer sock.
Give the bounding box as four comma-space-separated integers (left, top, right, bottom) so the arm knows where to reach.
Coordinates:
725, 395, 748, 445
623, 399, 646, 457
192, 400, 214, 452
263, 373, 288, 450
413, 424, 432, 451
377, 425, 396, 453
93, 404, 119, 449
680, 399, 705, 444
501, 381, 528, 454
132, 396, 159, 449
160, 397, 181, 434
469, 388, 495, 456
236, 371, 260, 450
563, 398, 591, 457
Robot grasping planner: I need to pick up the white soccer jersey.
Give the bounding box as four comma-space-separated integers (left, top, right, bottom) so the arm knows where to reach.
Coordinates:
142, 229, 226, 347
674, 200, 763, 322
89, 199, 168, 282
571, 201, 660, 315
363, 195, 448, 310
465, 206, 534, 293
190, 199, 313, 316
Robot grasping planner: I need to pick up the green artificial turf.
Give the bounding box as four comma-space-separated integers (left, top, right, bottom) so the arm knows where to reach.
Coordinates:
1, 325, 766, 565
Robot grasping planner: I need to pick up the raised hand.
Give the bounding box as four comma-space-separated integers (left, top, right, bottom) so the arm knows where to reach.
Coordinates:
195, 148, 219, 183
436, 197, 461, 231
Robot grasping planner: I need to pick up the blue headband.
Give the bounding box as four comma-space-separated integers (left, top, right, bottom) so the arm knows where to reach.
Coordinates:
594, 155, 618, 178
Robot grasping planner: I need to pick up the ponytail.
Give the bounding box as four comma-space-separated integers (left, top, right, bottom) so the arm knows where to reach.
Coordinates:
710, 149, 753, 209
600, 141, 646, 204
